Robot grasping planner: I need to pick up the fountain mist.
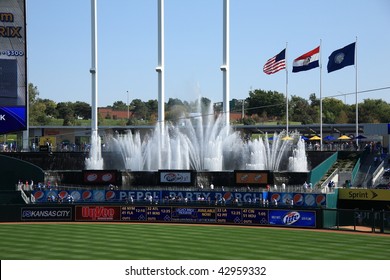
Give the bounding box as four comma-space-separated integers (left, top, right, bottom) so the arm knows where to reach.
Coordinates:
101, 106, 308, 172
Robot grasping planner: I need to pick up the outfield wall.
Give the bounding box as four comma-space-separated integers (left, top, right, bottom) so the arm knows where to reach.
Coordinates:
1, 204, 389, 233
0, 204, 320, 229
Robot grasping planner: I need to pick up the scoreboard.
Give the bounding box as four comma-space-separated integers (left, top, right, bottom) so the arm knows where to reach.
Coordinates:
216, 208, 269, 224
121, 206, 171, 222
114, 206, 316, 228
121, 206, 216, 223
75, 206, 316, 228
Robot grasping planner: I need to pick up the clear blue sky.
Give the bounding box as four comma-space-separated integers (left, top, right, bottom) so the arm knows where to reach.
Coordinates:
26, 0, 390, 107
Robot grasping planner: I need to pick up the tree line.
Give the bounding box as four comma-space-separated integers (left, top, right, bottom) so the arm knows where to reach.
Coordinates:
28, 83, 390, 126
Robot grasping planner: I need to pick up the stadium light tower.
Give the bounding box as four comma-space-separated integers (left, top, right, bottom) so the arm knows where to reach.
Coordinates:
221, 0, 230, 125
156, 0, 165, 128
90, 0, 98, 136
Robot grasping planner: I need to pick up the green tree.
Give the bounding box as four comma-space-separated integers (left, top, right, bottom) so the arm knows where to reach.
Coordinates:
146, 99, 158, 115
131, 99, 148, 120
28, 83, 40, 104
247, 89, 285, 120
112, 100, 128, 111
40, 99, 58, 118
309, 93, 320, 107
359, 99, 390, 123
289, 95, 315, 124
73, 101, 91, 120
30, 102, 51, 125
28, 83, 52, 125
56, 102, 75, 126
322, 98, 348, 123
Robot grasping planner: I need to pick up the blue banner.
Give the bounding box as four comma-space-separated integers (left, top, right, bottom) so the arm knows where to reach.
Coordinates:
32, 190, 326, 210
0, 106, 26, 134
33, 190, 162, 203
161, 190, 264, 203
269, 210, 316, 227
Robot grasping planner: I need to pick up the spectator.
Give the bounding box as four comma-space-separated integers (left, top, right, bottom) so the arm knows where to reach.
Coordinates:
303, 181, 308, 192
66, 194, 74, 203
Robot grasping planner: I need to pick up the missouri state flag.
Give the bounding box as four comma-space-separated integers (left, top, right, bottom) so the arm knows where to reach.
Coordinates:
292, 46, 320, 73
327, 42, 355, 73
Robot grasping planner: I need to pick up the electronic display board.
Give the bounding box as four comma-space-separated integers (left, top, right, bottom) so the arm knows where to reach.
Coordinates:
216, 208, 269, 224
0, 0, 27, 133
73, 205, 317, 228
171, 207, 215, 223
147, 206, 171, 222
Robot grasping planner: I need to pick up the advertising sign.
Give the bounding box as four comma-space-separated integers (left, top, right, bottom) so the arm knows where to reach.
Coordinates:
82, 170, 119, 185
269, 210, 316, 227
338, 189, 390, 201
75, 206, 121, 221
159, 170, 193, 184
269, 192, 327, 207
32, 189, 163, 203
162, 190, 264, 204
0, 0, 27, 133
21, 207, 72, 221
235, 171, 269, 185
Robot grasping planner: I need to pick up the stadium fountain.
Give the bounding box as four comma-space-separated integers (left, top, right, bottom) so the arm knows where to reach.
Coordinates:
101, 105, 308, 172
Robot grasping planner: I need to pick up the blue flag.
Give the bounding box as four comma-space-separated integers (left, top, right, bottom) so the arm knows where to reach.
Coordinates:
327, 42, 355, 73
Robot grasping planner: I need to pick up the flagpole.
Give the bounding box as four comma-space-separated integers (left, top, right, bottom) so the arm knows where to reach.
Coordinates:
355, 36, 358, 149
285, 42, 289, 133
319, 39, 323, 151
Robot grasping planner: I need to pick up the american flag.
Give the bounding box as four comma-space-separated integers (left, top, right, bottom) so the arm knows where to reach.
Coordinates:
263, 49, 286, 75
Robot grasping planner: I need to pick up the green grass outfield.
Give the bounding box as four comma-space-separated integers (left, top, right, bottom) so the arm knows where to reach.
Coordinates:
0, 223, 389, 260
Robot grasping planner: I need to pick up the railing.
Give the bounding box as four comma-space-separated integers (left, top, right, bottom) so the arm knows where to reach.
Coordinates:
320, 168, 339, 192
371, 160, 385, 186
323, 208, 390, 234
20, 189, 30, 204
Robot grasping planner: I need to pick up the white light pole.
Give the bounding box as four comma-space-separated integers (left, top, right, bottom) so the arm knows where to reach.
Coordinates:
90, 0, 98, 135
156, 0, 165, 127
221, 0, 230, 125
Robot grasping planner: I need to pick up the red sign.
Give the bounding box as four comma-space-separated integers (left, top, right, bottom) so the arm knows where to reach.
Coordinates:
235, 172, 268, 184
75, 206, 120, 221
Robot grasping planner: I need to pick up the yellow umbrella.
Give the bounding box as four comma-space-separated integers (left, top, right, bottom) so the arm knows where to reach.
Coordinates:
282, 135, 293, 141
309, 135, 321, 141
338, 135, 351, 140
